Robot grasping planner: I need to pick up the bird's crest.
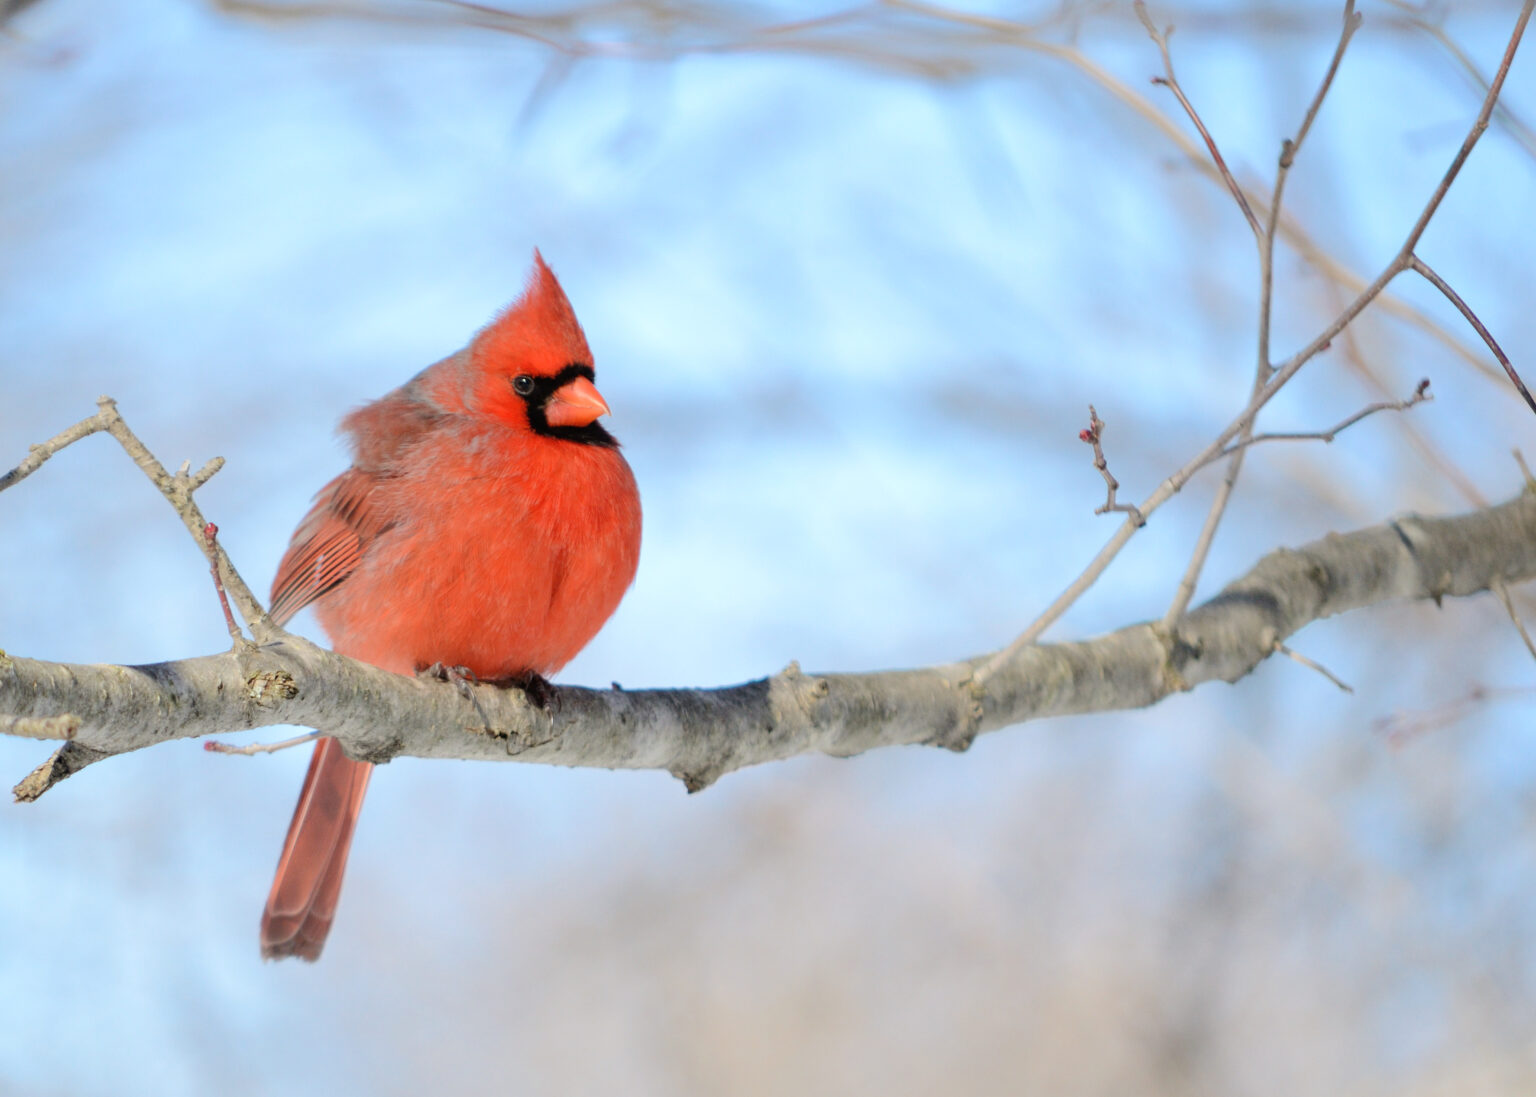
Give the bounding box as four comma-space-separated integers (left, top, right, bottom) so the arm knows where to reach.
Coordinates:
474, 250, 592, 378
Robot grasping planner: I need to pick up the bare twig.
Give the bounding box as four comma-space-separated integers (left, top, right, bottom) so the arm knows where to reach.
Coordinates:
975, 0, 1534, 683
1492, 580, 1536, 663
1273, 640, 1354, 693
1, 396, 280, 644
0, 402, 117, 494
204, 730, 320, 756
1081, 406, 1144, 525
1135, 0, 1262, 239
1375, 683, 1536, 747
201, 522, 254, 649
1211, 380, 1431, 459
1408, 253, 1536, 416
1260, 0, 1362, 373
1515, 448, 1536, 489
1164, 1, 1362, 629
1390, 4, 1534, 263
1327, 277, 1486, 507
893, 0, 1511, 397
1382, 0, 1536, 162
188, 456, 225, 491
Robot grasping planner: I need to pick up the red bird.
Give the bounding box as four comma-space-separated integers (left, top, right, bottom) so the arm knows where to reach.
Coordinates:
259, 254, 642, 961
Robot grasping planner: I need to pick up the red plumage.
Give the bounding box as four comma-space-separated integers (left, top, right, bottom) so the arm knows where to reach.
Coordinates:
260, 253, 642, 961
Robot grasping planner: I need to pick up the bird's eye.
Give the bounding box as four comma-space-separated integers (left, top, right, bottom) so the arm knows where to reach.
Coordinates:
512, 374, 536, 396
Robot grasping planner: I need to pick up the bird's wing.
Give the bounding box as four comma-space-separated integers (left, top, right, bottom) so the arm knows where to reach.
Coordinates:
267, 469, 393, 626
268, 381, 444, 626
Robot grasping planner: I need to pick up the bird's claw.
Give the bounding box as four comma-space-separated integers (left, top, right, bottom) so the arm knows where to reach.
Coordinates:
417, 663, 495, 732
417, 662, 481, 702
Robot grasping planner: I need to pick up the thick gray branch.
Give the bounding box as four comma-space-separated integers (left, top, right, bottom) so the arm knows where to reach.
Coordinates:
4, 493, 1534, 797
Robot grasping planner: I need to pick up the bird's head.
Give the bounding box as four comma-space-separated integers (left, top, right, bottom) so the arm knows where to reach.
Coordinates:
465, 252, 616, 446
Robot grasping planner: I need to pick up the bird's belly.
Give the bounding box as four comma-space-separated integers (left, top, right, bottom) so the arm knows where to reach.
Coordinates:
314, 467, 639, 679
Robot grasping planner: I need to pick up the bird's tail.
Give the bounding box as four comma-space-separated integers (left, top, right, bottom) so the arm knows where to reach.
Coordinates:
259, 737, 373, 962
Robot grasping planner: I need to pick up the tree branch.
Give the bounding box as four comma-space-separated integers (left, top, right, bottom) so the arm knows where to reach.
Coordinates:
981, 0, 1533, 676
1, 397, 279, 646
1163, 0, 1362, 628
1408, 253, 1536, 416
1135, 0, 1263, 240
6, 492, 1535, 800
1080, 405, 1144, 525
1212, 379, 1431, 458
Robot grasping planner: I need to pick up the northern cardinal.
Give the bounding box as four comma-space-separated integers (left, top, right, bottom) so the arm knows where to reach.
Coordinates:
259, 253, 642, 961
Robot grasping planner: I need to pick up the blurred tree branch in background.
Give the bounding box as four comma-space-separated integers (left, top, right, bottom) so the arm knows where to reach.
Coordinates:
0, 0, 44, 25
211, 0, 1527, 390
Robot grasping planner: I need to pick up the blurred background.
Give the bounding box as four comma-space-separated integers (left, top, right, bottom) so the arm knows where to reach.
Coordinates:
3, 0, 1536, 1093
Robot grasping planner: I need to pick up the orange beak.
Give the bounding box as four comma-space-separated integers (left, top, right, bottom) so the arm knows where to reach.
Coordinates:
544, 375, 611, 428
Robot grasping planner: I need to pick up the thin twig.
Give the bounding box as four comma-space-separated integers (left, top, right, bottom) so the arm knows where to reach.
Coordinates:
1081, 406, 1144, 525
1375, 684, 1536, 747
1285, 2, 1363, 165
204, 730, 320, 756
1409, 253, 1536, 416
1164, 1, 1362, 629
188, 456, 225, 490
0, 403, 117, 494
1134, 0, 1261, 240
887, 0, 1511, 397
1514, 448, 1536, 489
1392, 4, 1534, 260
1261, 0, 1364, 374
1492, 580, 1536, 663
1274, 640, 1354, 693
976, 0, 1534, 684
2, 396, 280, 644
202, 522, 250, 648
1382, 0, 1536, 162
1328, 276, 1486, 507
1212, 380, 1431, 459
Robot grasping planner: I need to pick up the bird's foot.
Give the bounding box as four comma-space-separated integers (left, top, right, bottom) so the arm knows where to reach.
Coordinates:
417, 662, 481, 701
417, 663, 494, 730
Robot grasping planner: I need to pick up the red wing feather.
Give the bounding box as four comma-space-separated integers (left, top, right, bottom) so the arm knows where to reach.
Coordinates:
269, 377, 443, 626
267, 470, 394, 626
